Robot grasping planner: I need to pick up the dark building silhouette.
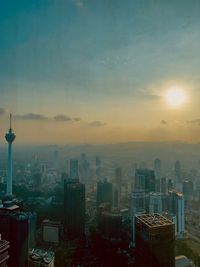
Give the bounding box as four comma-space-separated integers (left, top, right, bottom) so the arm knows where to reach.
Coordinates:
114, 168, 122, 208
0, 203, 29, 267
0, 238, 9, 267
135, 214, 175, 267
183, 180, 193, 201
96, 180, 112, 207
98, 212, 122, 240
135, 169, 156, 193
64, 179, 85, 239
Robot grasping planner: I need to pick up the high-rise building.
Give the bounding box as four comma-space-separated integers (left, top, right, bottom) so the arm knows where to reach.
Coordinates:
114, 168, 122, 208
0, 237, 9, 267
168, 191, 185, 238
98, 212, 122, 240
183, 180, 193, 201
175, 160, 181, 183
149, 192, 162, 214
69, 159, 79, 179
96, 180, 112, 207
130, 189, 145, 245
135, 169, 156, 193
0, 203, 29, 267
80, 154, 90, 184
5, 114, 16, 196
154, 158, 161, 180
161, 177, 167, 194
64, 179, 85, 239
135, 214, 175, 267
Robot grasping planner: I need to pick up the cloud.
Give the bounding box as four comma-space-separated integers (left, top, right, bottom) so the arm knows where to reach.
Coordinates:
88, 121, 106, 127
54, 115, 72, 122
0, 107, 5, 115
72, 0, 84, 8
73, 117, 81, 122
15, 113, 48, 120
14, 113, 81, 122
186, 119, 200, 125
161, 120, 167, 125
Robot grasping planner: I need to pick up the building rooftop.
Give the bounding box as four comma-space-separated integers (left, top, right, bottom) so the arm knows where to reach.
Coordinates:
0, 201, 19, 211
136, 213, 173, 228
29, 248, 54, 264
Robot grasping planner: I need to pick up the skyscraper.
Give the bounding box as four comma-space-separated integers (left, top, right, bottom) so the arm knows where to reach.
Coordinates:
130, 189, 145, 245
149, 192, 162, 214
69, 158, 79, 179
96, 179, 112, 207
64, 179, 85, 239
0, 204, 29, 267
135, 169, 156, 193
154, 158, 161, 179
5, 114, 16, 196
135, 214, 175, 267
175, 160, 181, 183
154, 158, 162, 192
80, 153, 90, 184
168, 191, 185, 238
114, 168, 122, 208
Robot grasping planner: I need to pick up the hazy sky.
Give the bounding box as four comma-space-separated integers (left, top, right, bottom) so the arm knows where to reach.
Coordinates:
1, 0, 200, 144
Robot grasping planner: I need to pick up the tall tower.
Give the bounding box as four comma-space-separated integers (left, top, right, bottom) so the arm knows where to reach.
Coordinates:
5, 114, 16, 196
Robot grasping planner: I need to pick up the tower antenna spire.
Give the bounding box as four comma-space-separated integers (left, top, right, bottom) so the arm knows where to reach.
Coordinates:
10, 113, 12, 129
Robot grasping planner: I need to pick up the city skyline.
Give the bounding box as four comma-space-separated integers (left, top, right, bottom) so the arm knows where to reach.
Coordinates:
1, 1, 200, 144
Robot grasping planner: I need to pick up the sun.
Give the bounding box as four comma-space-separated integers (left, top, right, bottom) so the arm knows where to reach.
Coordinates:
164, 87, 187, 108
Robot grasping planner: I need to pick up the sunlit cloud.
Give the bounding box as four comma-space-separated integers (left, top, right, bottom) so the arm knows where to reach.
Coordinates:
15, 113, 48, 120
54, 115, 72, 122
88, 121, 106, 127
186, 119, 200, 125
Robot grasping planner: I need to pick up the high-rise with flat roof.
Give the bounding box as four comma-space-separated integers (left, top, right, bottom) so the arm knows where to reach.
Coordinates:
64, 179, 85, 239
135, 214, 175, 267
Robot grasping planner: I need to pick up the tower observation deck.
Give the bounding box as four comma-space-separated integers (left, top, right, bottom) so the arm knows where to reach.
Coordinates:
5, 114, 16, 196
